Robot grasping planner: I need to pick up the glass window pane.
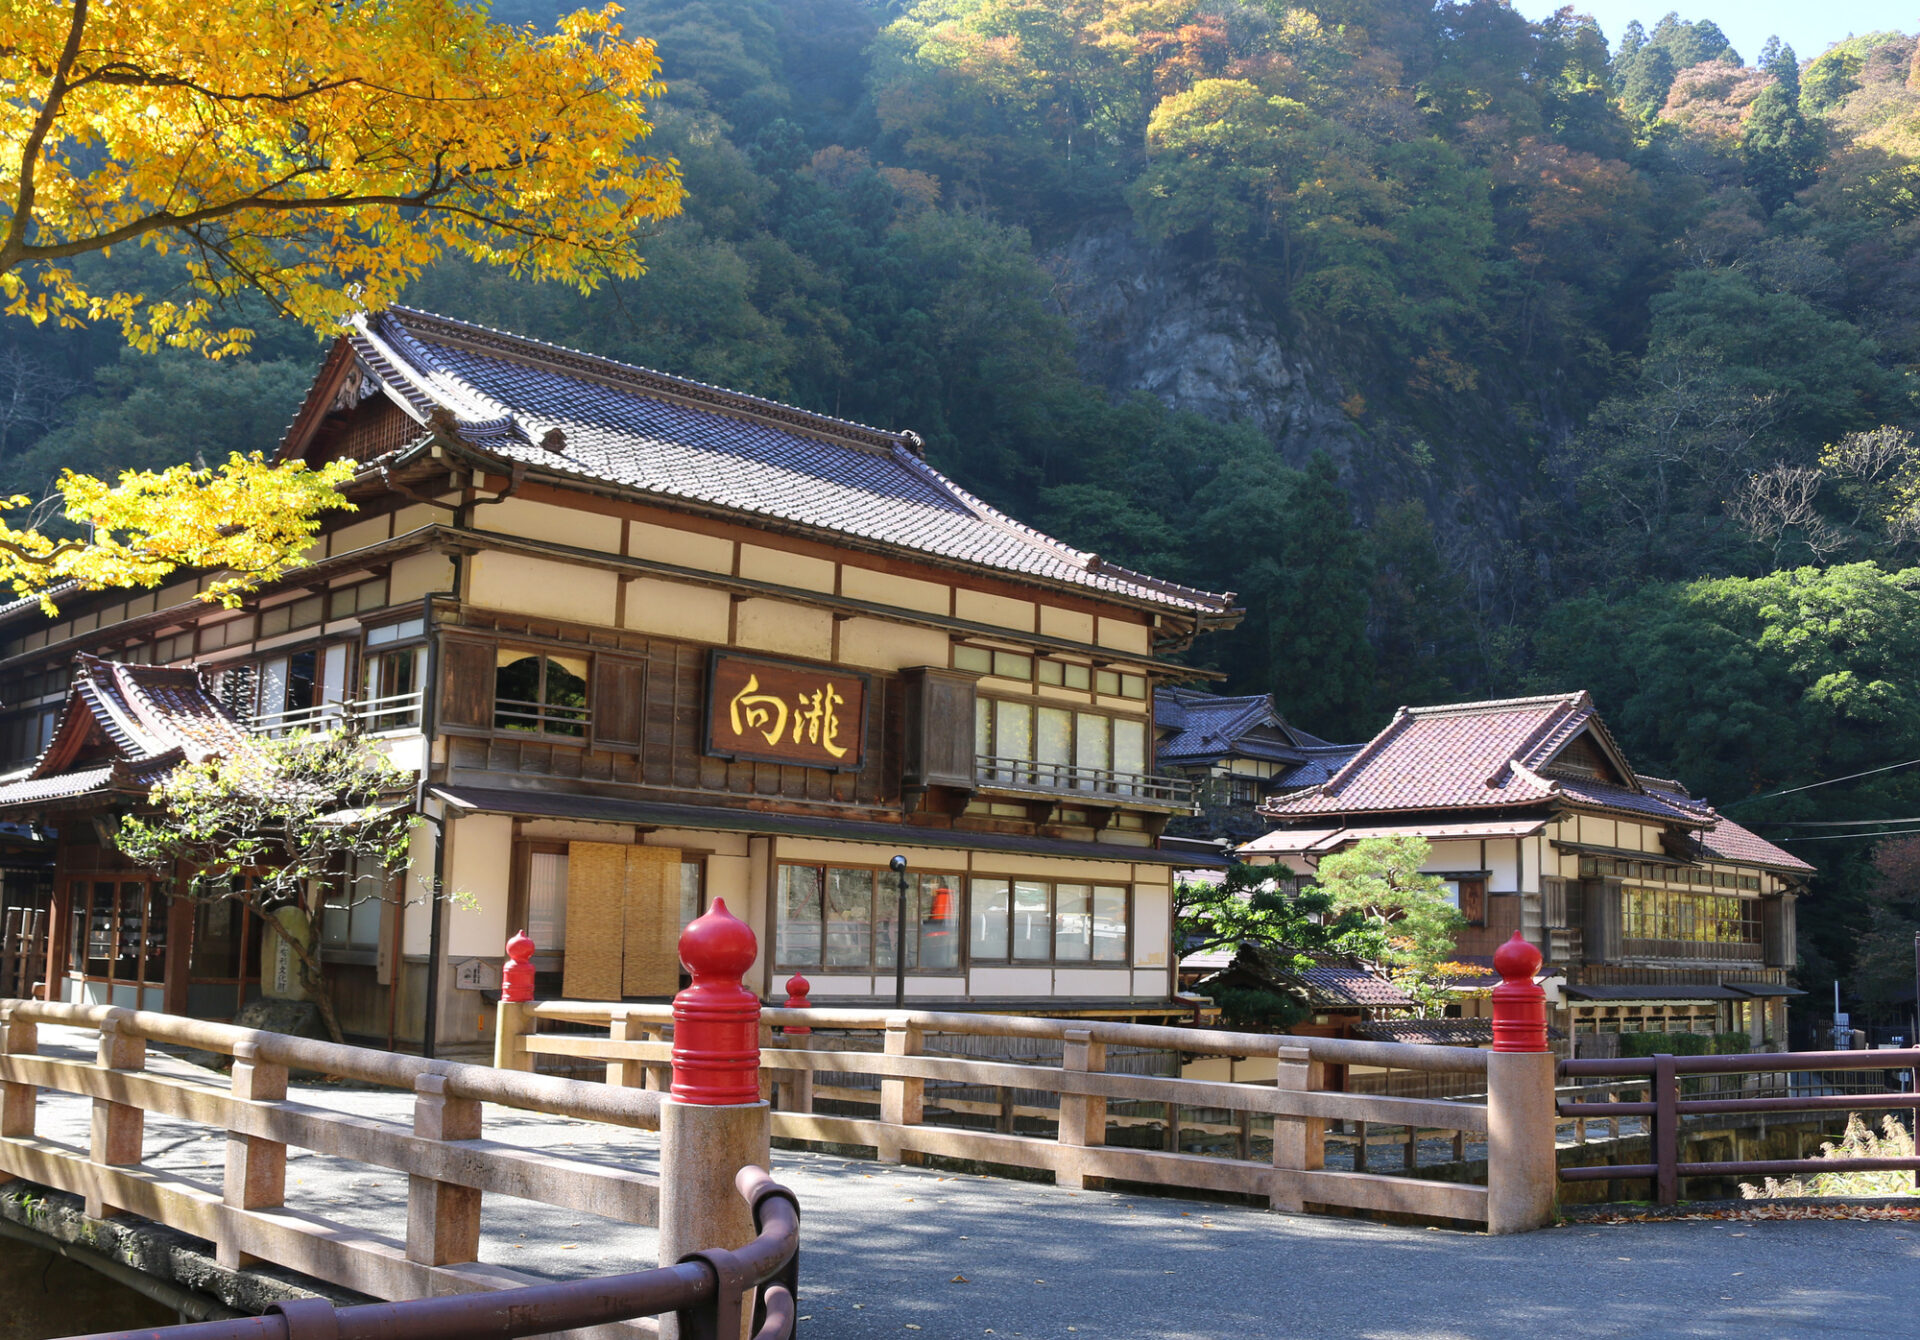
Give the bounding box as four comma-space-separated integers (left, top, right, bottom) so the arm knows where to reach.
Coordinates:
917, 874, 961, 970
1093, 887, 1128, 961
1037, 706, 1072, 775
954, 645, 992, 674
777, 865, 823, 966
528, 852, 568, 950
1062, 663, 1091, 690
970, 879, 1009, 960
1037, 659, 1063, 686
1012, 881, 1051, 961
825, 867, 874, 968
1113, 718, 1145, 779
680, 861, 703, 929
1075, 713, 1109, 788
875, 868, 903, 971
1120, 674, 1146, 699
993, 651, 1032, 681
349, 858, 384, 947
1054, 884, 1092, 961
1095, 669, 1121, 696
994, 700, 1033, 762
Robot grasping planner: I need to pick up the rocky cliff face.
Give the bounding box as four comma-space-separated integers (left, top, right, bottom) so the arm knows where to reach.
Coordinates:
1046, 219, 1544, 575
1049, 221, 1359, 463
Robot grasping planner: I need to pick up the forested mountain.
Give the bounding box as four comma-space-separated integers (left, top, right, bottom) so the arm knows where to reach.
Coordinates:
10, 1, 1920, 1005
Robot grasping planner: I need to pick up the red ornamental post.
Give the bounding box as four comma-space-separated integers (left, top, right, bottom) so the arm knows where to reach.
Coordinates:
1490, 930, 1547, 1053
671, 898, 762, 1105
781, 973, 812, 1036
502, 930, 536, 1004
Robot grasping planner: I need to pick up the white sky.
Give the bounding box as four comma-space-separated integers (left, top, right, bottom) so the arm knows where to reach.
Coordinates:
1508, 1, 1914, 64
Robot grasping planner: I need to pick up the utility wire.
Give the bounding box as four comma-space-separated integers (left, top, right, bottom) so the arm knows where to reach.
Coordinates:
1753, 816, 1920, 827
1721, 756, 1920, 810
1778, 826, 1920, 843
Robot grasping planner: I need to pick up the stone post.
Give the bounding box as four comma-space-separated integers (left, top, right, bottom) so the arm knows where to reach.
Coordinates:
659, 898, 770, 1340
0, 1003, 37, 1143
778, 973, 813, 1114
88, 1010, 146, 1220
493, 930, 537, 1073
407, 1072, 483, 1266
1486, 931, 1557, 1234
1057, 1026, 1107, 1190
1271, 1044, 1326, 1213
219, 1037, 289, 1269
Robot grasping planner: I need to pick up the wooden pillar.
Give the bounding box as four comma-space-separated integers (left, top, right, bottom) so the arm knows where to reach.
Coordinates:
43, 879, 70, 1005
406, 1073, 482, 1266
87, 1012, 146, 1220
163, 894, 194, 1017
877, 1015, 924, 1164
1057, 1027, 1107, 1190
219, 1039, 289, 1269
1271, 1045, 1326, 1213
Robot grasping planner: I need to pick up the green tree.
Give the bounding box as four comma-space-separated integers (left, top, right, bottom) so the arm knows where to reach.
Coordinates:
1308, 835, 1467, 1014
1745, 41, 1825, 210
116, 731, 427, 1044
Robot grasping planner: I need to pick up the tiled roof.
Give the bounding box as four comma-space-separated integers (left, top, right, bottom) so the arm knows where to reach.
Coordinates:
1259, 692, 1700, 824
1352, 1018, 1564, 1046
1271, 744, 1363, 790
1191, 942, 1415, 1010
0, 656, 252, 811
1154, 688, 1311, 766
331, 309, 1238, 621
1686, 813, 1817, 874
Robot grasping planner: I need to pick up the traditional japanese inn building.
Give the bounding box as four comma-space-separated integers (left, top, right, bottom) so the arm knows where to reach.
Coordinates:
1244, 692, 1813, 1053
0, 309, 1243, 1049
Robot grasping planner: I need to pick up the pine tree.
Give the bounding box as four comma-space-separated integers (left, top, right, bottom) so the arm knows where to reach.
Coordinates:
1744, 40, 1823, 211
1265, 452, 1376, 740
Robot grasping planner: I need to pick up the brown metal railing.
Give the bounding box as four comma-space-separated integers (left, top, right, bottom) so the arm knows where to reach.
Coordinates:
1557, 1047, 1920, 1204
58, 1165, 800, 1340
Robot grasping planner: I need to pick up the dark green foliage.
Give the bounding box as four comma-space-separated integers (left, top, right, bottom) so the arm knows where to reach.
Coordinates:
1617, 1031, 1756, 1056
1211, 985, 1311, 1031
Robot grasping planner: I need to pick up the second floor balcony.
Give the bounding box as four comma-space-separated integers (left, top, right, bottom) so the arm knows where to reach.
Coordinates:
250, 689, 425, 738
975, 754, 1197, 812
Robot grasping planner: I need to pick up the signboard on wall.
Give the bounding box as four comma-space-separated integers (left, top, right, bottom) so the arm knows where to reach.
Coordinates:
706, 652, 869, 770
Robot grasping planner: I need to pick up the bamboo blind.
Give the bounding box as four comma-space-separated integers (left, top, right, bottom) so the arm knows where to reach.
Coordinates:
561, 841, 683, 999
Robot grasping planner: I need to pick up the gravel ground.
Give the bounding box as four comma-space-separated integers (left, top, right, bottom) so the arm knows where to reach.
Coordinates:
18, 1027, 1920, 1339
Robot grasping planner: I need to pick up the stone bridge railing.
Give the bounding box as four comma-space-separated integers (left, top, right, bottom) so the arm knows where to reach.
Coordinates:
0, 898, 787, 1338
499, 931, 1562, 1234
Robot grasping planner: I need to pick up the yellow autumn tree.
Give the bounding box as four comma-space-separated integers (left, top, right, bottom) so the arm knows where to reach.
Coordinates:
0, 0, 685, 608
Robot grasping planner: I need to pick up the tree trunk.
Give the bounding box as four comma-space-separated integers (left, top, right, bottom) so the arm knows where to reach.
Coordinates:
281, 910, 345, 1046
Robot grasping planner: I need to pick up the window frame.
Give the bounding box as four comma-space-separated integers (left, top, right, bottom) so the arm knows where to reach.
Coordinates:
965, 875, 1132, 968
975, 695, 1152, 792
492, 646, 592, 739
772, 860, 966, 976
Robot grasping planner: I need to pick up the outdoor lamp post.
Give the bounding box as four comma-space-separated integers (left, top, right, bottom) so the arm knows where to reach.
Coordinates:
890, 853, 909, 1009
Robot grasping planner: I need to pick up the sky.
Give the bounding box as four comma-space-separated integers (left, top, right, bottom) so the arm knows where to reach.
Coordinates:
1511, 0, 1915, 65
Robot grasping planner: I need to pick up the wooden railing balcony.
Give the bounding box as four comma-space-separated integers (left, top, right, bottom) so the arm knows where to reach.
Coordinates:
974, 755, 1198, 811
251, 689, 425, 737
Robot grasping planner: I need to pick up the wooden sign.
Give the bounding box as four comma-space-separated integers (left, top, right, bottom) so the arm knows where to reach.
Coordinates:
454, 958, 501, 992
706, 652, 869, 770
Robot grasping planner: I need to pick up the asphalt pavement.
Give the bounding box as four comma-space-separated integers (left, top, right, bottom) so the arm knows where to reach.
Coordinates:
21, 1026, 1920, 1339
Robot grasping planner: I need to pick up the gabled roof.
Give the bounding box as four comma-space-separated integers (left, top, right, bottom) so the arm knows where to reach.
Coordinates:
1154, 687, 1320, 766
1259, 692, 1700, 824
292, 308, 1239, 624
0, 656, 251, 811
1271, 744, 1364, 791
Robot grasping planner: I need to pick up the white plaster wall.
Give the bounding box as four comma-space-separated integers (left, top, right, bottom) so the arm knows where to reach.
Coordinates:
970, 967, 1053, 996
1054, 969, 1133, 996
468, 551, 617, 626
1132, 885, 1170, 968
629, 520, 734, 573
1134, 969, 1167, 997
403, 820, 438, 955
738, 544, 836, 593
1094, 617, 1149, 653
624, 577, 730, 644
446, 812, 514, 957
954, 589, 1035, 632
735, 598, 833, 660
1039, 606, 1095, 643
837, 617, 950, 671
484, 497, 622, 553
1489, 839, 1520, 892
839, 566, 949, 615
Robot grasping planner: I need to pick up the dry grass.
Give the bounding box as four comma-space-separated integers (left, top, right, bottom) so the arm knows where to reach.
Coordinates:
1739, 1114, 1920, 1199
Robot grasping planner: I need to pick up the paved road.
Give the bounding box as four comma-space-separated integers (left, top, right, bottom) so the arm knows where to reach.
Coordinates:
21, 1027, 1920, 1339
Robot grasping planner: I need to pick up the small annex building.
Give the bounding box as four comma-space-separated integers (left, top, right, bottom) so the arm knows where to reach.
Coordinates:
1153, 687, 1345, 843
1245, 692, 1813, 1055
0, 308, 1242, 1050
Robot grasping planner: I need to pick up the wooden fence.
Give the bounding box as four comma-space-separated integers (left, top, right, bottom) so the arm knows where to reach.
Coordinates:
0, 907, 44, 1000
500, 1001, 1497, 1226
0, 998, 665, 1331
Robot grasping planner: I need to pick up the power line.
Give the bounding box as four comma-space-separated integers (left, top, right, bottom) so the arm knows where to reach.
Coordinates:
1754, 816, 1920, 827
1721, 756, 1920, 810
1777, 826, 1920, 843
